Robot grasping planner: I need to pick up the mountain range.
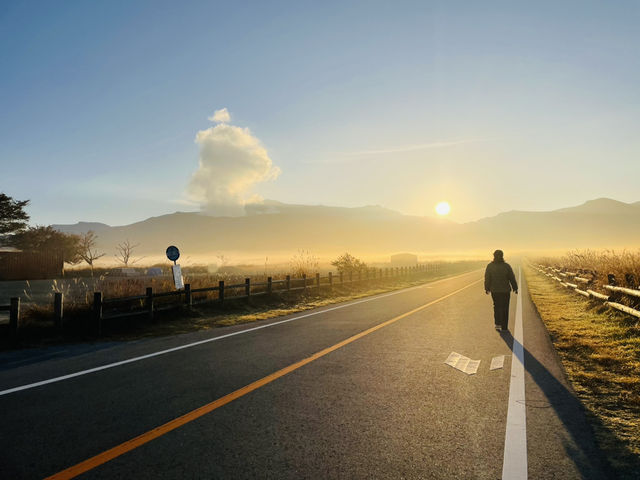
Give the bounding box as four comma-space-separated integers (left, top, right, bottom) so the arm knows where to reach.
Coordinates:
52, 198, 640, 261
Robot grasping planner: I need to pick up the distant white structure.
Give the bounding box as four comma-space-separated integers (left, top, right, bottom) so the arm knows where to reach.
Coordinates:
115, 268, 138, 277
390, 253, 418, 267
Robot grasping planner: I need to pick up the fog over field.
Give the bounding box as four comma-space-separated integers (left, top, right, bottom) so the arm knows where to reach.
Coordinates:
52, 197, 640, 268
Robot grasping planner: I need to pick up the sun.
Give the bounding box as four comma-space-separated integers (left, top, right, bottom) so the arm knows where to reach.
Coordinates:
435, 201, 451, 216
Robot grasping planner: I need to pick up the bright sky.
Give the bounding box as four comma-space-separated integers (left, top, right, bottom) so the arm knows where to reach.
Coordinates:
2, 1, 639, 226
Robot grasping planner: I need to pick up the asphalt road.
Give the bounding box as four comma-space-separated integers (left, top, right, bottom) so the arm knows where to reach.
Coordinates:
0, 268, 612, 479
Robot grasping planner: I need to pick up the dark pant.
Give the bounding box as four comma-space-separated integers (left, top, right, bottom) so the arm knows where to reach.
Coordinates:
491, 292, 511, 329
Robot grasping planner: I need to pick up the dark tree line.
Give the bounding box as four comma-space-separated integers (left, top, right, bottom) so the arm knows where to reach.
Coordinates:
0, 193, 29, 236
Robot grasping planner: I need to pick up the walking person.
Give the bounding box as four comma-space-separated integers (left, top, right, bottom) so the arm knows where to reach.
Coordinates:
484, 250, 518, 331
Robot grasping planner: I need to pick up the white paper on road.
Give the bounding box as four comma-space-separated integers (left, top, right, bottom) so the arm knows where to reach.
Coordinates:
465, 359, 481, 374
490, 355, 505, 370
445, 352, 462, 367
444, 352, 480, 375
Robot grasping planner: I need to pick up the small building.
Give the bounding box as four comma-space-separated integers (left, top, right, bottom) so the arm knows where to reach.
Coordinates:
390, 253, 418, 267
0, 248, 64, 280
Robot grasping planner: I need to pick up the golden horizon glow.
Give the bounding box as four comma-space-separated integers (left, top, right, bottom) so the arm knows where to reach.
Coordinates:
435, 201, 451, 216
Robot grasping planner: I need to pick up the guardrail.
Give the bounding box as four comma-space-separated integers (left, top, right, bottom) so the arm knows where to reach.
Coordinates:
4, 264, 442, 337
534, 264, 640, 319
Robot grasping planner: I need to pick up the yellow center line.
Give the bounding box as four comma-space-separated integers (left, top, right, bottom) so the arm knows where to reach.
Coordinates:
45, 277, 482, 480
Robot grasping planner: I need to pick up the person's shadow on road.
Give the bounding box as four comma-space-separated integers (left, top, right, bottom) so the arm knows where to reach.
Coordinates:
498, 330, 635, 479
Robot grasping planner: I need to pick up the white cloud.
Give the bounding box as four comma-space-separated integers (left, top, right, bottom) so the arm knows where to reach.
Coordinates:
208, 107, 231, 124
188, 111, 280, 216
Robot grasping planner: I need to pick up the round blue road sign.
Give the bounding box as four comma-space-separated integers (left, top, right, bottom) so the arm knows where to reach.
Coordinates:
166, 245, 180, 262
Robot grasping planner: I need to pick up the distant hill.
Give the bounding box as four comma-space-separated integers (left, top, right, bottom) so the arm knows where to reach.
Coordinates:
51, 198, 640, 258
553, 198, 640, 215
467, 198, 640, 250
53, 221, 111, 234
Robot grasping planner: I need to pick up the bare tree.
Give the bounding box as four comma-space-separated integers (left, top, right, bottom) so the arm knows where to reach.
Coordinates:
216, 254, 229, 268
331, 252, 367, 275
115, 239, 143, 266
289, 249, 319, 277
78, 231, 105, 272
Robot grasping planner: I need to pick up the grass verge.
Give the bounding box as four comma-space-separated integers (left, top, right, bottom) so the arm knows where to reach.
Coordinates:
524, 263, 640, 478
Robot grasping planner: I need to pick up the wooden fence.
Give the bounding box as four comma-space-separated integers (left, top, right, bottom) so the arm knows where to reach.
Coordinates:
534, 264, 640, 319
0, 298, 20, 337
3, 263, 442, 337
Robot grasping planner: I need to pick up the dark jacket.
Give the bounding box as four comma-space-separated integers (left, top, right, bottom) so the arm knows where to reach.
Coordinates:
484, 260, 518, 293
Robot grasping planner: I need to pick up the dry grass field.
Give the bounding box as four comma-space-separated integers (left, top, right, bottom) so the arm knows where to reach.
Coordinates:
3, 261, 484, 346
524, 262, 640, 478
538, 249, 640, 288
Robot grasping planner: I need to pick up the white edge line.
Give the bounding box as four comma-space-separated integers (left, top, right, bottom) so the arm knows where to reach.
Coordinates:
502, 266, 528, 479
0, 269, 481, 397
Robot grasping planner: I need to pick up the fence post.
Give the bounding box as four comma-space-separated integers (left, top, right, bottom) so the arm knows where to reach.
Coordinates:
267, 276, 273, 295
54, 292, 63, 329
219, 280, 225, 304
146, 287, 154, 321
93, 292, 102, 335
329, 272, 333, 291
358, 270, 362, 282
366, 269, 369, 282
286, 275, 291, 291
302, 274, 307, 290
349, 271, 353, 283
625, 273, 637, 289
185, 283, 192, 307
340, 271, 344, 284
9, 297, 20, 336
316, 273, 321, 293
245, 278, 251, 298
